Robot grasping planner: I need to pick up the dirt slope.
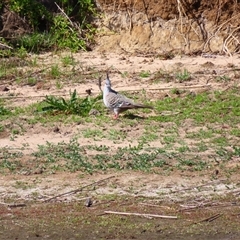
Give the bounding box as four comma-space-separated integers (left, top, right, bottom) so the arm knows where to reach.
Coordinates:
96, 0, 240, 54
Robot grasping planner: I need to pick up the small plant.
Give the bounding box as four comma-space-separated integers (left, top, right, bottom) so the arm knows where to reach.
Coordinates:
55, 80, 64, 89
139, 132, 158, 143
121, 71, 129, 78
82, 129, 104, 139
176, 69, 191, 82
233, 146, 240, 156
139, 70, 151, 78
27, 77, 37, 86
0, 149, 23, 172
50, 65, 61, 78
16, 46, 28, 59
61, 55, 75, 66
177, 145, 190, 153
171, 88, 182, 95
42, 89, 101, 116
0, 105, 11, 116
216, 75, 231, 82
177, 157, 207, 171
13, 180, 33, 190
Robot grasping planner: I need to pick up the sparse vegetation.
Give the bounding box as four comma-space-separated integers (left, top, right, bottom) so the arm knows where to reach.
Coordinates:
139, 70, 151, 78
175, 69, 191, 82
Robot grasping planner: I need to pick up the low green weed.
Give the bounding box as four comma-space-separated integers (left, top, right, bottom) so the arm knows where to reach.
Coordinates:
0, 149, 23, 172
50, 65, 61, 78
139, 70, 151, 78
0, 105, 11, 116
176, 69, 191, 82
41, 89, 101, 116
61, 55, 75, 66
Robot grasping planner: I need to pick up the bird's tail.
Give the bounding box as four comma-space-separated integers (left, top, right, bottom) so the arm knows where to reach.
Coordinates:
134, 104, 154, 109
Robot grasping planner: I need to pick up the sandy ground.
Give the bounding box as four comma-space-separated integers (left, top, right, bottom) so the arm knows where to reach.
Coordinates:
1, 51, 240, 202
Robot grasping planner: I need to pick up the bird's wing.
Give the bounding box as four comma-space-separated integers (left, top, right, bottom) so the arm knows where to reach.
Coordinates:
106, 92, 135, 109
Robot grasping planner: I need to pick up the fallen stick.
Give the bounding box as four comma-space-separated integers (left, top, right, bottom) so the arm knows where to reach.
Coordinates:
0, 202, 26, 208
43, 175, 115, 203
7, 203, 27, 208
195, 213, 223, 224
0, 42, 13, 50
139, 203, 172, 210
104, 211, 177, 219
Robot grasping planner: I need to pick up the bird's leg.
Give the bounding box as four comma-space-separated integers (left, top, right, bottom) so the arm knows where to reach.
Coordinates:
113, 114, 119, 119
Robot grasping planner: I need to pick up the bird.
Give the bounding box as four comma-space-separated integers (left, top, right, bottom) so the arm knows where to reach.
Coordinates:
103, 73, 153, 119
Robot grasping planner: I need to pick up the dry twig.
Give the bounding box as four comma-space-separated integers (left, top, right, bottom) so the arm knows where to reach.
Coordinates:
0, 202, 26, 208
43, 176, 115, 202
194, 213, 223, 224
0, 42, 13, 50
104, 210, 177, 219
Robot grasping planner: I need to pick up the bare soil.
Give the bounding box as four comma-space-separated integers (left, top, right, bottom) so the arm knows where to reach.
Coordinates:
0, 50, 240, 239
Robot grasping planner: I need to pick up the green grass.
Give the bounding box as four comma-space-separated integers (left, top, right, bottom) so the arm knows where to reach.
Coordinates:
61, 55, 76, 67
139, 70, 151, 78
107, 129, 127, 141
152, 89, 240, 125
175, 69, 191, 82
0, 148, 23, 172
26, 136, 240, 175
30, 139, 169, 174
82, 129, 104, 139
50, 65, 61, 78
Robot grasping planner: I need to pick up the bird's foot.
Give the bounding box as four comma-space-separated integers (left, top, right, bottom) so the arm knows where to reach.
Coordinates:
113, 114, 119, 120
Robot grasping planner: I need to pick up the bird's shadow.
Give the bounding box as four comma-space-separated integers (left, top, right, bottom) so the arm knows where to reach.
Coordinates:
123, 113, 146, 120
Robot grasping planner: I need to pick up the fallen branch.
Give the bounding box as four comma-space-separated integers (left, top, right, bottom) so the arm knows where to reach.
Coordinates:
104, 210, 177, 219
0, 42, 13, 50
43, 175, 115, 202
139, 203, 172, 210
0, 202, 26, 208
8, 203, 27, 208
195, 213, 223, 224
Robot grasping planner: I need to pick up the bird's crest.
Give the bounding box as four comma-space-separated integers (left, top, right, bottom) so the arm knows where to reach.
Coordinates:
105, 72, 111, 87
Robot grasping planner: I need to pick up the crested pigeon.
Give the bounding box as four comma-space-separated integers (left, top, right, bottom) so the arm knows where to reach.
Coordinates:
103, 73, 153, 119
